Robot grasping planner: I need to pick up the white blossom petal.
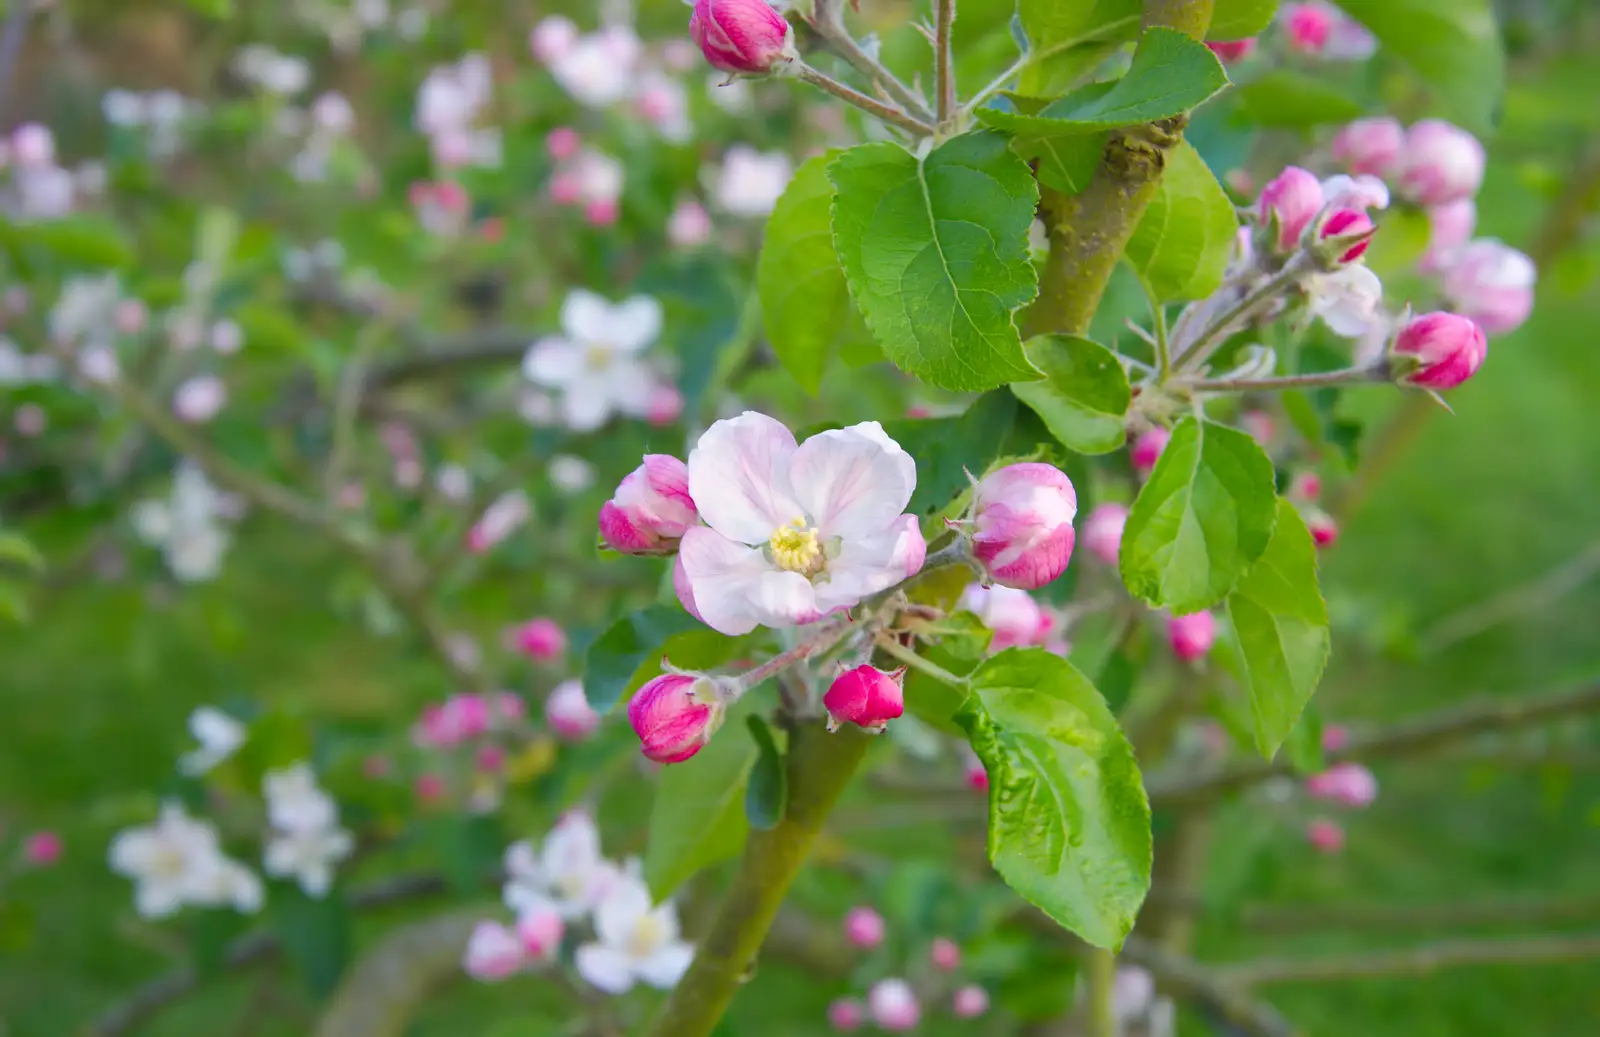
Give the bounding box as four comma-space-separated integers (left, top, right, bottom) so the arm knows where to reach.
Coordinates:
523, 338, 584, 388
637, 941, 694, 989
560, 289, 614, 343
789, 423, 916, 541
678, 528, 776, 636
687, 412, 801, 543
607, 296, 663, 353
576, 944, 637, 993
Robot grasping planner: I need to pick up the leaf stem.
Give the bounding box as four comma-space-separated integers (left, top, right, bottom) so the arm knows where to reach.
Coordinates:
959, 54, 1028, 118
934, 0, 957, 126
806, 6, 937, 123
1187, 364, 1386, 394
795, 63, 936, 137
873, 633, 967, 687
1173, 255, 1311, 372
1086, 947, 1118, 1037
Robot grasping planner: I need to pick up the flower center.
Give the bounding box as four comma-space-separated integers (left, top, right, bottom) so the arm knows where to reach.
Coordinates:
768, 518, 824, 576
584, 344, 614, 371
628, 913, 667, 958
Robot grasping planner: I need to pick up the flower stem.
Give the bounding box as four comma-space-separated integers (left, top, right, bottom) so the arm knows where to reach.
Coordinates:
959, 54, 1028, 118
934, 0, 958, 126
733, 620, 854, 693
1173, 254, 1311, 373
795, 63, 936, 137
645, 724, 874, 1037
1087, 947, 1118, 1037
807, 6, 936, 123
1187, 364, 1386, 394
873, 634, 968, 687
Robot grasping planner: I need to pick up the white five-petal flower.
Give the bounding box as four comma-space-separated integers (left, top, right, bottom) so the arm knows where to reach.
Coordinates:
1306, 264, 1385, 338
574, 874, 694, 994
262, 763, 354, 898
679, 413, 926, 636
109, 802, 263, 918
178, 707, 247, 776
502, 811, 622, 920
522, 291, 662, 431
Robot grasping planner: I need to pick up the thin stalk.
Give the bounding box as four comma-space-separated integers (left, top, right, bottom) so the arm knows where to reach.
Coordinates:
809, 11, 936, 123
934, 0, 957, 125
1188, 365, 1386, 394
795, 64, 935, 137
1174, 255, 1310, 372
959, 54, 1028, 118
1153, 297, 1173, 382
873, 634, 967, 687
1086, 947, 1118, 1037
734, 619, 854, 692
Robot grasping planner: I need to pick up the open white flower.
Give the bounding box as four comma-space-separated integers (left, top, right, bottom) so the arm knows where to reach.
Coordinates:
711, 146, 793, 217
575, 874, 693, 994
178, 707, 246, 776
502, 810, 621, 920
109, 802, 263, 918
265, 824, 354, 897
132, 464, 238, 583
522, 291, 661, 431
1306, 264, 1384, 338
264, 763, 338, 833
550, 28, 642, 108
680, 413, 926, 636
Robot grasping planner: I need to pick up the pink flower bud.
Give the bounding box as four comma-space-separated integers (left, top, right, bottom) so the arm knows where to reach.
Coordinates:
646, 383, 686, 426
627, 673, 721, 764
966, 756, 990, 793
476, 744, 506, 773
545, 126, 580, 160
463, 920, 525, 981
1081, 503, 1128, 565
1389, 312, 1487, 390
868, 978, 921, 1032
952, 984, 990, 1019
1130, 426, 1172, 475
1241, 409, 1275, 448
1307, 762, 1377, 807
1206, 39, 1256, 63
1322, 724, 1349, 751
828, 998, 865, 1032
173, 375, 226, 424
515, 906, 565, 961
1419, 198, 1477, 273
512, 618, 567, 661
599, 455, 698, 555
1306, 509, 1337, 548
11, 123, 54, 168
1320, 208, 1375, 264
930, 937, 961, 971
1331, 117, 1403, 178
467, 491, 532, 554
843, 906, 885, 949
969, 463, 1077, 590
1307, 817, 1345, 853
584, 199, 619, 226
545, 679, 601, 741
495, 692, 527, 725
415, 773, 446, 803
668, 198, 714, 248
363, 754, 391, 779
1168, 612, 1217, 662
1288, 471, 1322, 502
1261, 168, 1326, 254
673, 554, 704, 622
1283, 1, 1333, 51
23, 830, 62, 867
1397, 120, 1485, 206
548, 172, 583, 206
689, 0, 797, 77
529, 16, 578, 65
1439, 239, 1536, 336
823, 665, 905, 733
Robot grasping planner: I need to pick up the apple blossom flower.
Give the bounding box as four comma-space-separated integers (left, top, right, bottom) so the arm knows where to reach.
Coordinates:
646, 383, 685, 426
463, 921, 526, 981
550, 27, 643, 108
110, 801, 263, 918
264, 763, 338, 833
689, 0, 799, 77
1397, 120, 1485, 206
1206, 39, 1256, 63
13, 404, 46, 437
264, 820, 354, 897
1307, 762, 1378, 807
868, 978, 921, 1031
416, 54, 491, 136
503, 811, 622, 920
131, 464, 237, 583
523, 290, 661, 431
1280, 1, 1374, 59
178, 707, 247, 776
635, 71, 693, 142
1307, 817, 1345, 853
516, 904, 565, 962
1306, 508, 1338, 548
546, 680, 601, 741
968, 463, 1078, 589
669, 197, 714, 248
844, 905, 885, 949
679, 412, 925, 635
1081, 503, 1129, 565
1306, 264, 1385, 338
1388, 312, 1487, 390
1439, 239, 1536, 335
711, 146, 793, 217
599, 455, 698, 555
466, 490, 533, 553
1131, 426, 1171, 474
529, 16, 579, 65
1258, 166, 1323, 251
512, 618, 566, 661
575, 874, 694, 993
960, 584, 1053, 652
930, 937, 961, 971
1320, 173, 1390, 213
953, 984, 990, 1018
173, 375, 226, 424
628, 673, 727, 763
1331, 117, 1403, 178
1168, 612, 1217, 662
673, 555, 704, 622
24, 831, 62, 867
828, 998, 866, 1031
549, 455, 595, 495
823, 665, 905, 733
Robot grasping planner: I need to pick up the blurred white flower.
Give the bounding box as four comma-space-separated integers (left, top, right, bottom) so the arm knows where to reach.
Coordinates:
110, 801, 263, 918
234, 45, 312, 95
1306, 265, 1384, 338
264, 762, 338, 832
261, 762, 353, 897
575, 874, 693, 993
549, 455, 596, 495
133, 464, 238, 582
551, 27, 642, 108
0, 338, 59, 387
711, 147, 792, 217
503, 810, 622, 920
173, 375, 227, 424
178, 707, 247, 776
705, 74, 754, 115
434, 463, 472, 502
49, 275, 122, 350
522, 290, 661, 431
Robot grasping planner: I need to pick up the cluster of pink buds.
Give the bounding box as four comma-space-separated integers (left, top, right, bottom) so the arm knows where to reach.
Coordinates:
413, 692, 527, 750
830, 911, 988, 1030
1279, 1, 1375, 60
1255, 165, 1380, 265
960, 584, 1056, 653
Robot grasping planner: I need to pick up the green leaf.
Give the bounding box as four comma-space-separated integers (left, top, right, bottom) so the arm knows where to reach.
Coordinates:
744, 715, 787, 831
978, 29, 1228, 136
0, 579, 29, 624
1015, 130, 1106, 197
1235, 70, 1366, 127
828, 132, 1041, 392
903, 612, 991, 734
883, 390, 1019, 519
1210, 0, 1282, 38
582, 606, 706, 713
3, 216, 135, 268
758, 152, 853, 394
1284, 703, 1327, 774
1011, 335, 1132, 455
1330, 0, 1504, 133
958, 649, 1151, 949
1227, 499, 1331, 758
1124, 141, 1239, 303
0, 531, 44, 571
272, 889, 352, 1000
1017, 0, 1140, 95
644, 699, 758, 899
1119, 418, 1278, 614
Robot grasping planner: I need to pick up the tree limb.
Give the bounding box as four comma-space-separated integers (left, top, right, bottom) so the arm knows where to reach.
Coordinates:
1119, 935, 1303, 1037
1218, 933, 1600, 986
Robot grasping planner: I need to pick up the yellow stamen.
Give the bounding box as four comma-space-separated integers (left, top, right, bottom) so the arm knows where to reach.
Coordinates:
584, 344, 613, 370
768, 517, 824, 576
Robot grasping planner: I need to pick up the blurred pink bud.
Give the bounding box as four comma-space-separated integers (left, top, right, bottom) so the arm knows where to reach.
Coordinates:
828, 998, 865, 1031
495, 692, 527, 725
1307, 817, 1345, 853
1307, 762, 1378, 807
628, 674, 721, 764
970, 463, 1078, 589
1307, 509, 1338, 548
545, 679, 601, 741
516, 906, 565, 961
173, 375, 226, 424
114, 299, 147, 335
415, 773, 447, 803
1081, 503, 1128, 565
1258, 166, 1324, 251
1206, 38, 1256, 63
1331, 117, 1403, 178
545, 126, 580, 160
463, 920, 525, 980
673, 554, 703, 622
689, 0, 797, 76
467, 491, 532, 554
1397, 120, 1485, 206
966, 756, 990, 793
24, 830, 62, 867
431, 128, 474, 169
1419, 198, 1477, 273
453, 694, 493, 739
599, 455, 698, 554
668, 198, 714, 248
584, 199, 619, 226
1288, 470, 1322, 502
1439, 240, 1536, 336
1131, 426, 1172, 474
11, 123, 54, 168
530, 16, 578, 64
868, 978, 921, 1032
476, 744, 506, 773
1389, 312, 1487, 390
952, 984, 990, 1019
1283, 2, 1333, 52
1322, 724, 1349, 751
512, 618, 567, 661
1240, 409, 1275, 447
1320, 208, 1375, 264
646, 383, 685, 426
844, 905, 885, 949
549, 173, 583, 206
960, 584, 1051, 652
1168, 612, 1217, 662
930, 937, 961, 971
823, 665, 905, 733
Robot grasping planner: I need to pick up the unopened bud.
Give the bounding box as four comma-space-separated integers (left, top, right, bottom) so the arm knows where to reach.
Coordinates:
511, 617, 567, 661
930, 937, 961, 971
627, 673, 724, 764
1167, 611, 1217, 662
24, 831, 62, 867
1130, 426, 1171, 475
1439, 239, 1536, 336
828, 999, 865, 1032
1206, 39, 1256, 63
1331, 117, 1403, 178
1316, 208, 1376, 267
1306, 508, 1338, 548
843, 905, 885, 949
463, 921, 524, 981
515, 906, 565, 962
868, 978, 921, 1032
969, 463, 1077, 590
1307, 817, 1345, 854
689, 0, 798, 77
545, 679, 601, 741
952, 984, 990, 1019
1081, 503, 1128, 566
1258, 166, 1324, 252
1306, 762, 1377, 807
1388, 312, 1487, 390
1397, 120, 1485, 206
598, 455, 698, 555
824, 665, 905, 733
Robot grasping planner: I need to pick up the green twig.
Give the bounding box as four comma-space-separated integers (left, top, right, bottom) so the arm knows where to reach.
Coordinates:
873, 633, 967, 687
934, 0, 957, 126
1086, 947, 1118, 1037
1187, 364, 1386, 394
795, 63, 936, 137
806, 4, 936, 123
